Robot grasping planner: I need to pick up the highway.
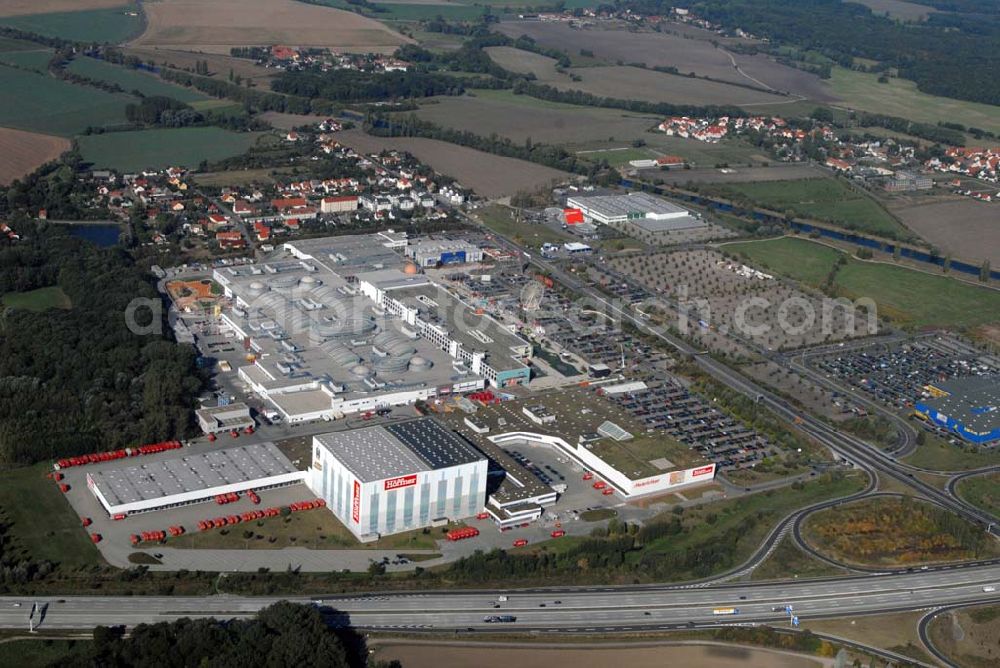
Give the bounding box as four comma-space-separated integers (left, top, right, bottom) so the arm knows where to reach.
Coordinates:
1, 566, 998, 632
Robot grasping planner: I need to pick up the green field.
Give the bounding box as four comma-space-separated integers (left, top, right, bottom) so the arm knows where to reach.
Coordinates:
828, 67, 1000, 137
579, 147, 658, 167
903, 433, 1000, 472
0, 6, 142, 44
0, 36, 42, 51
0, 47, 52, 73
956, 473, 1000, 516
722, 236, 842, 285
0, 463, 102, 569
2, 286, 72, 312
475, 203, 574, 247
709, 177, 906, 238
67, 57, 208, 103
722, 236, 1000, 329
0, 639, 88, 667
0, 64, 132, 135
78, 127, 263, 171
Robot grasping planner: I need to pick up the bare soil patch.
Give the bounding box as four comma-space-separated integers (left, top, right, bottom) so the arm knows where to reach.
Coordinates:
338, 129, 573, 198
373, 642, 825, 668
0, 126, 69, 184
0, 0, 126, 17
132, 0, 411, 54
890, 197, 1000, 267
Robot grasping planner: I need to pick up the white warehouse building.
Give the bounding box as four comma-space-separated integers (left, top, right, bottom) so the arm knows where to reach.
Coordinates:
310, 418, 488, 541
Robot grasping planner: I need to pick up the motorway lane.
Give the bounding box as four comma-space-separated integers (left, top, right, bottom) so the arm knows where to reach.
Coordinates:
2, 565, 998, 631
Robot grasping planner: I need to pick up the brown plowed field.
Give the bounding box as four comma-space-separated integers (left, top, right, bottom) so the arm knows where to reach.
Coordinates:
132, 0, 411, 54
0, 126, 69, 184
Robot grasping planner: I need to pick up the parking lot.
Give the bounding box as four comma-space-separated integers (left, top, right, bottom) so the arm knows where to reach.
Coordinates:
809, 336, 998, 412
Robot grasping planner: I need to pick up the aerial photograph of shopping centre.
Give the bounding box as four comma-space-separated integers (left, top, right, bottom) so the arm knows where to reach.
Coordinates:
1, 0, 1000, 665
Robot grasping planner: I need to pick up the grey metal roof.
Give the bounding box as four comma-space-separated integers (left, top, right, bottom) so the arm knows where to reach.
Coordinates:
315, 418, 485, 482
90, 443, 297, 506
386, 419, 485, 470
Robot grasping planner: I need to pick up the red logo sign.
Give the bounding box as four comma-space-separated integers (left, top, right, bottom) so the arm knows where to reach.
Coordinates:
691, 465, 715, 477
352, 480, 361, 524
384, 474, 417, 491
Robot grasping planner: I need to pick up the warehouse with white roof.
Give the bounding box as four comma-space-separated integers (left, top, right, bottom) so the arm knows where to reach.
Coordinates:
86, 443, 307, 516
309, 418, 488, 541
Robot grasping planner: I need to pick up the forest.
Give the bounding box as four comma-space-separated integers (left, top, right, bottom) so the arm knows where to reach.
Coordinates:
0, 204, 203, 465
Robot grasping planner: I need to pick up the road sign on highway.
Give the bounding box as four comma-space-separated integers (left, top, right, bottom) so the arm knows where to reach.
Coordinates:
792, 616, 800, 627
785, 604, 793, 613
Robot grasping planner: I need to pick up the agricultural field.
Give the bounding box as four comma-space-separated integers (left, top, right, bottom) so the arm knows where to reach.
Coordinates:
801, 496, 999, 567
0, 463, 102, 569
955, 473, 1000, 517
78, 127, 263, 172
705, 177, 907, 239
0, 0, 125, 16
132, 0, 412, 55
486, 46, 789, 107
0, 5, 142, 44
928, 604, 1000, 668
723, 236, 1000, 330
608, 248, 876, 352
646, 164, 826, 185
1, 286, 73, 311
123, 46, 277, 86
337, 129, 573, 198
66, 56, 209, 103
0, 125, 66, 183
0, 64, 132, 136
890, 198, 1000, 268
824, 68, 1000, 136
407, 89, 661, 146
0, 46, 53, 73
852, 0, 937, 22
495, 20, 834, 101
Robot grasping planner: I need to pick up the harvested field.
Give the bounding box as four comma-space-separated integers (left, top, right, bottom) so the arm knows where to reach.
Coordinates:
644, 164, 827, 185
0, 126, 70, 184
487, 46, 788, 107
890, 198, 1000, 268
408, 90, 661, 145
0, 0, 126, 16
133, 0, 412, 54
496, 21, 834, 101
337, 129, 573, 198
